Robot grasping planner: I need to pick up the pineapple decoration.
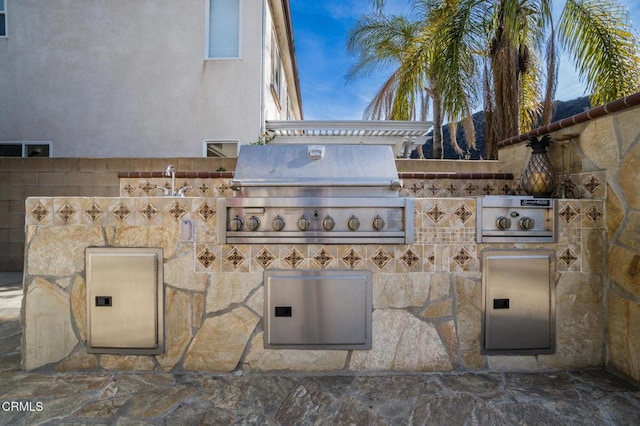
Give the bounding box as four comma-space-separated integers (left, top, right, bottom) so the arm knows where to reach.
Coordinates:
521, 135, 556, 196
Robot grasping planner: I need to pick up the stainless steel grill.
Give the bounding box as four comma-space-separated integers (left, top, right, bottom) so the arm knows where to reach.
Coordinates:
217, 144, 414, 244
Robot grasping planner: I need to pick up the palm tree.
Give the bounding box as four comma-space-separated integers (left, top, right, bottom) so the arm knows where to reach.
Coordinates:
353, 0, 640, 159
347, 10, 476, 158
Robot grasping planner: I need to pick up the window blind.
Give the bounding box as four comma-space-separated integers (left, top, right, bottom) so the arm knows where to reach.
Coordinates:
208, 0, 240, 58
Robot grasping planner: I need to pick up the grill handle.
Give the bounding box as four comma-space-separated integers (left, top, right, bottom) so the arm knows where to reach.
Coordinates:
230, 179, 403, 191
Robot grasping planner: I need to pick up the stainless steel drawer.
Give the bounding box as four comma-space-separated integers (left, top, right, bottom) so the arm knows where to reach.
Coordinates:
481, 249, 555, 354
86, 248, 164, 354
264, 269, 372, 349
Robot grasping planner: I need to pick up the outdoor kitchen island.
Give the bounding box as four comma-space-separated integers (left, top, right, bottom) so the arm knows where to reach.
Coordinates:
20, 146, 605, 373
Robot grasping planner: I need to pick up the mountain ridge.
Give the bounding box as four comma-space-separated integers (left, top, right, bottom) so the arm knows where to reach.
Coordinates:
416, 96, 591, 159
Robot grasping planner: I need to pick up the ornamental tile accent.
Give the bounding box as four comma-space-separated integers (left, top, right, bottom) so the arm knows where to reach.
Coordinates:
445, 184, 458, 196
584, 175, 602, 194
342, 248, 363, 269
217, 182, 230, 195
112, 203, 131, 222
453, 248, 472, 267
559, 248, 578, 267
196, 203, 216, 222
500, 183, 511, 195
225, 247, 245, 269
283, 248, 305, 269
197, 247, 217, 269
31, 202, 49, 222
482, 183, 495, 195
123, 183, 136, 196
168, 202, 187, 222
255, 248, 276, 269
370, 248, 392, 269
464, 183, 478, 195
559, 205, 579, 224
139, 182, 156, 195
453, 203, 473, 223
585, 205, 603, 224
85, 203, 103, 222
313, 248, 334, 269
198, 183, 210, 195
426, 250, 436, 264
400, 248, 420, 268
409, 182, 424, 195
427, 204, 447, 224
57, 203, 76, 223
140, 203, 159, 221
426, 183, 440, 196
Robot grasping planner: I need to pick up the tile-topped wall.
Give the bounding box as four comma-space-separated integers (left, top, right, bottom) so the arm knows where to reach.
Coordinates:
118, 169, 606, 199
23, 195, 605, 373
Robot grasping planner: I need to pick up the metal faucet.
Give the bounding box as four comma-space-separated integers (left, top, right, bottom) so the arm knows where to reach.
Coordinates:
177, 185, 192, 197
164, 165, 176, 196
153, 186, 171, 196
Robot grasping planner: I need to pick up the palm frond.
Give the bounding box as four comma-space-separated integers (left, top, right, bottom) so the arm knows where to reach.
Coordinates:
346, 14, 422, 81
429, 0, 485, 123
559, 0, 640, 105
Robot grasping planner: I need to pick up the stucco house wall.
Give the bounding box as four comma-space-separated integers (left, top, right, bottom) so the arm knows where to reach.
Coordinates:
0, 0, 301, 157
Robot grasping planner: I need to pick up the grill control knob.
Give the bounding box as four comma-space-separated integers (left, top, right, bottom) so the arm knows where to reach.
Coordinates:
347, 215, 360, 231
230, 216, 244, 231
519, 216, 535, 230
247, 216, 261, 231
496, 216, 511, 230
322, 216, 335, 231
372, 215, 385, 231
297, 216, 310, 231
272, 216, 286, 231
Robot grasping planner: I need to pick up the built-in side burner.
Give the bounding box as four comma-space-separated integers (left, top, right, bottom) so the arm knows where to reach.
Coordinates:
477, 196, 557, 243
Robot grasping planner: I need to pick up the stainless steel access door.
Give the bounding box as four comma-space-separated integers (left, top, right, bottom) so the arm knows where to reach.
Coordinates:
264, 270, 372, 349
86, 248, 164, 354
481, 249, 555, 354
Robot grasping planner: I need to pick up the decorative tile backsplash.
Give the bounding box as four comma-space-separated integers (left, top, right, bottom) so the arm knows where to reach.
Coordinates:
26, 196, 604, 276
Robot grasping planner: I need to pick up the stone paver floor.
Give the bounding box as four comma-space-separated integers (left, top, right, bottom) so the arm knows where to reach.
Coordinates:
2, 273, 639, 424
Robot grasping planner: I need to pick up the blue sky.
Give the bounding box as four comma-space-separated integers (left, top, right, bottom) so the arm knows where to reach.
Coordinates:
290, 0, 640, 120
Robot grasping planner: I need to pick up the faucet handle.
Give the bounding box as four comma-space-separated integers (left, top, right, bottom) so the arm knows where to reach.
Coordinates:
153, 186, 171, 196
177, 185, 192, 197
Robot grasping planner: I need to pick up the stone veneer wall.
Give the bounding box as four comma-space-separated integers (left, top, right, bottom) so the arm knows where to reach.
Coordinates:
498, 103, 640, 383
23, 195, 604, 373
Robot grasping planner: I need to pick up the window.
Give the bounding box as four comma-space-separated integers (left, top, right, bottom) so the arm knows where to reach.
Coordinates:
0, 0, 6, 37
203, 140, 238, 157
0, 142, 52, 157
271, 33, 282, 104
207, 0, 240, 59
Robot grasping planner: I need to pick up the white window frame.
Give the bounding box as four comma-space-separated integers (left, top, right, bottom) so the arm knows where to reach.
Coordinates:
0, 141, 53, 157
202, 139, 239, 158
0, 0, 7, 38
205, 0, 242, 60
271, 32, 282, 107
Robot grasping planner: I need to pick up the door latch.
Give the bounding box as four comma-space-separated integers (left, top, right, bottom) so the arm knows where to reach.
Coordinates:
95, 296, 112, 307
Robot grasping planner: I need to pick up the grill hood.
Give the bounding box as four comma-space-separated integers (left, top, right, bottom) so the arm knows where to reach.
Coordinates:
230, 144, 403, 197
